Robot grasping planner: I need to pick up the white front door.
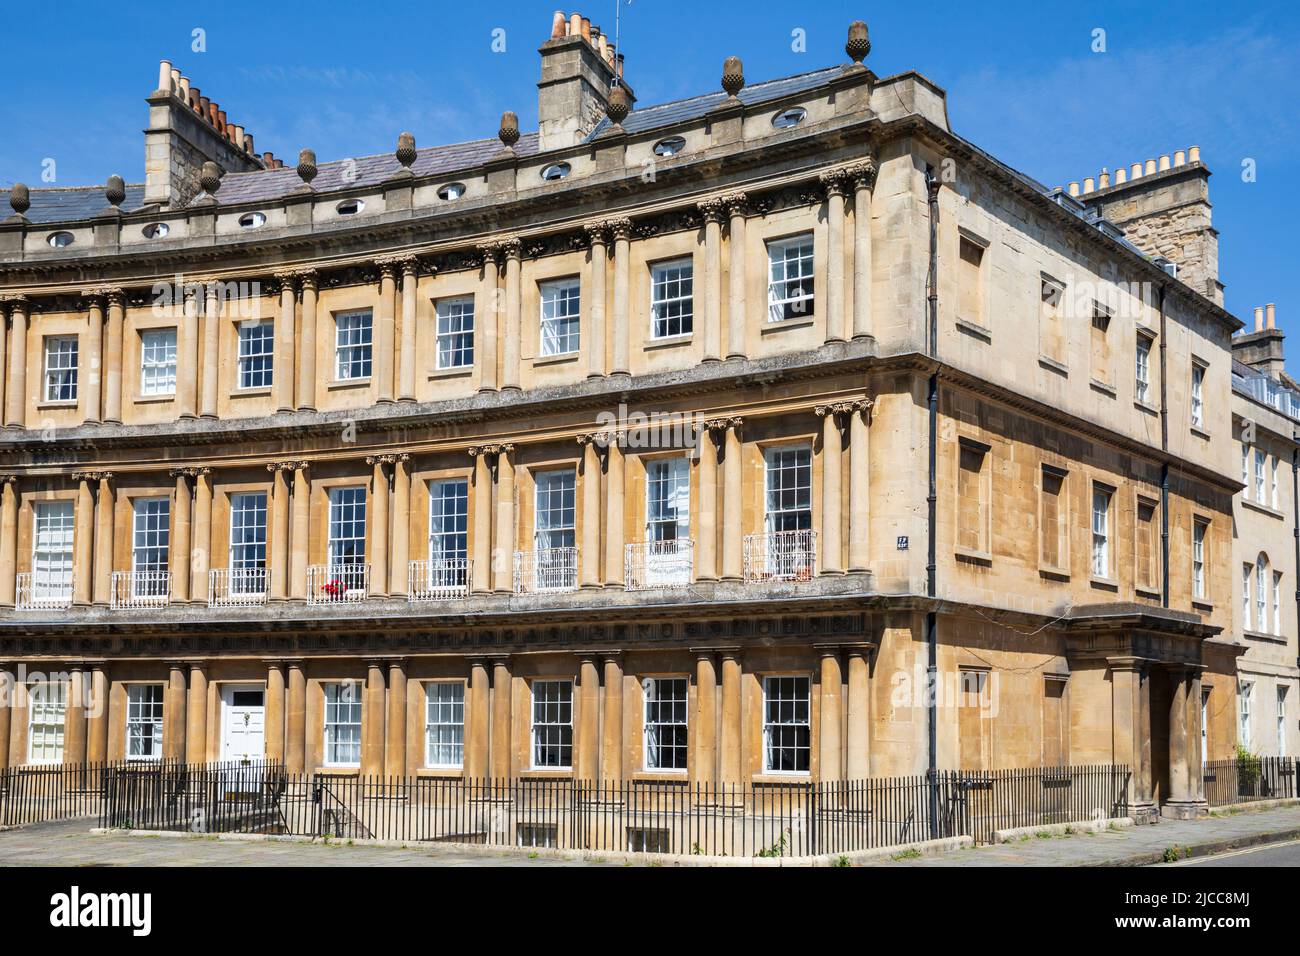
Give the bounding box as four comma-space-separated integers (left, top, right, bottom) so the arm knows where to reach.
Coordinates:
221, 685, 266, 763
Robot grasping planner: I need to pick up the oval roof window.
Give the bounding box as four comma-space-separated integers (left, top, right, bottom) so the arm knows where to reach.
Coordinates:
238, 212, 266, 229
540, 162, 571, 182
142, 222, 170, 239
47, 231, 74, 248
437, 182, 466, 200
653, 136, 686, 157
336, 199, 365, 216
772, 107, 807, 129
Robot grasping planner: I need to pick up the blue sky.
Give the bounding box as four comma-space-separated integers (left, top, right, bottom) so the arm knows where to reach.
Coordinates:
3, 0, 1297, 334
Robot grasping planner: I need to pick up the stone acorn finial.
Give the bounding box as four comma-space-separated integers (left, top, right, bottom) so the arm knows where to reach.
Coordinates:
606, 84, 630, 126
9, 182, 30, 217
846, 20, 871, 65
105, 174, 126, 208
297, 148, 318, 186
499, 111, 520, 150
722, 56, 745, 99
395, 132, 417, 169
199, 161, 222, 196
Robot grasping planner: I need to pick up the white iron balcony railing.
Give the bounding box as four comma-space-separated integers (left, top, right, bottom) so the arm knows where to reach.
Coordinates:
308, 563, 371, 604
625, 539, 694, 591
513, 547, 579, 595
208, 567, 268, 608
743, 529, 818, 584
111, 570, 171, 610
408, 557, 471, 603
16, 571, 74, 610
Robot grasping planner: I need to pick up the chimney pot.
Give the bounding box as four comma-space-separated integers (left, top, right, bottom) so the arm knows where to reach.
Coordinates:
1099, 169, 1110, 189
1158, 154, 1171, 171
1144, 158, 1157, 175
1188, 145, 1201, 163
1067, 182, 1079, 197
179, 75, 190, 100
244, 133, 254, 155
1174, 149, 1186, 166
1130, 162, 1142, 180
263, 151, 274, 167
157, 60, 173, 93
1115, 167, 1127, 185
1255, 307, 1265, 332
570, 13, 581, 36
550, 10, 565, 39
217, 110, 227, 134
1267, 303, 1277, 329
1083, 177, 1095, 194
580, 17, 591, 41
170, 68, 182, 92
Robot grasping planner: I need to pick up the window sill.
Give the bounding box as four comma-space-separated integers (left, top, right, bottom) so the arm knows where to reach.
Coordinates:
955, 318, 992, 342
1242, 499, 1285, 520
631, 770, 690, 783
645, 333, 693, 351
1038, 565, 1070, 582
751, 772, 811, 785
1135, 586, 1161, 601
133, 393, 175, 405
1190, 426, 1211, 441
37, 400, 78, 410
519, 768, 573, 779
1192, 599, 1214, 613
428, 365, 473, 381
1090, 576, 1119, 592
1038, 356, 1069, 377
1244, 629, 1287, 644
761, 316, 815, 335
315, 766, 360, 777
533, 351, 579, 367
955, 547, 992, 566
1089, 378, 1117, 398
415, 767, 465, 778
327, 377, 371, 391
1134, 400, 1158, 417
230, 386, 271, 398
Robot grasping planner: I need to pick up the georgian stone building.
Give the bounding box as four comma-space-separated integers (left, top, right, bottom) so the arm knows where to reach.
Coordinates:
0, 12, 1251, 820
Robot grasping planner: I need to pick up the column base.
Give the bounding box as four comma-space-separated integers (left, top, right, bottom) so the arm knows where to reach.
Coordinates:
824, 336, 847, 345
1160, 800, 1209, 821
476, 385, 499, 394
1128, 801, 1160, 825
819, 568, 845, 576
500, 385, 522, 392
701, 357, 722, 364
293, 406, 316, 414
726, 353, 747, 361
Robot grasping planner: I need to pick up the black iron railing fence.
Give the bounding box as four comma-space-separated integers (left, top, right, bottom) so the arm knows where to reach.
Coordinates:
1203, 756, 1297, 807
4, 760, 1134, 855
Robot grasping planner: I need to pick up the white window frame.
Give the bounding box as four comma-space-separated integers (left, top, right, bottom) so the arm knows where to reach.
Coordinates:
1255, 449, 1266, 504
1243, 563, 1253, 631
649, 258, 694, 339
43, 335, 79, 403
323, 681, 363, 768
425, 681, 466, 769
1273, 570, 1283, 637
643, 677, 689, 772
131, 497, 171, 597
326, 486, 367, 567
1135, 333, 1152, 405
334, 310, 373, 382
1239, 680, 1254, 750
125, 683, 164, 762
762, 675, 811, 774
31, 500, 75, 601
1272, 456, 1280, 509
139, 328, 178, 396
1190, 361, 1205, 429
428, 478, 469, 564
538, 278, 581, 357
764, 446, 813, 535
1091, 486, 1113, 578
1191, 518, 1207, 600
530, 679, 573, 770
1256, 554, 1268, 634
228, 491, 268, 594
435, 297, 475, 370
766, 234, 815, 323
236, 322, 274, 390
27, 681, 67, 764
1278, 686, 1288, 757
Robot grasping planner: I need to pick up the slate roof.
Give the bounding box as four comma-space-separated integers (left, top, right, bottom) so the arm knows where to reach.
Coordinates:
0, 185, 147, 225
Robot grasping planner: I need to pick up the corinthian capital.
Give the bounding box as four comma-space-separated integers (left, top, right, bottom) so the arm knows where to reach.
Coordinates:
696, 196, 727, 223
605, 217, 633, 241
844, 157, 878, 191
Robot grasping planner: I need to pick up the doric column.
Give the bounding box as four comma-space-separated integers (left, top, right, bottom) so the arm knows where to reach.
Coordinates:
273, 272, 297, 412
375, 261, 397, 404
0, 476, 15, 607
268, 463, 290, 601
818, 647, 844, 781
285, 660, 306, 773
719, 418, 744, 581
296, 272, 318, 411
578, 435, 602, 588
367, 456, 391, 598
201, 281, 221, 418
1166, 666, 1191, 809
1188, 668, 1206, 804
848, 400, 871, 572
1109, 657, 1154, 820
185, 662, 208, 764
577, 655, 601, 779
600, 653, 624, 783
585, 223, 608, 378
719, 649, 742, 786
386, 659, 408, 777
398, 258, 419, 402
845, 646, 872, 779
469, 448, 492, 593
362, 659, 386, 776
390, 454, 411, 596
169, 469, 192, 603
501, 238, 522, 391
177, 285, 200, 418
466, 658, 491, 779
0, 305, 7, 421
493, 445, 516, 592
848, 158, 878, 340
697, 424, 719, 581
816, 404, 846, 575
191, 468, 212, 604
477, 244, 500, 392
103, 290, 124, 424
0, 664, 11, 770
93, 472, 116, 605
265, 661, 286, 764
604, 433, 625, 588
697, 198, 725, 362
723, 193, 749, 360
86, 664, 109, 764
821, 169, 850, 343
609, 218, 632, 376
4, 296, 28, 427
164, 661, 188, 761
82, 291, 104, 424
72, 473, 95, 606
289, 462, 309, 601
64, 664, 88, 765
490, 657, 513, 779
693, 651, 717, 787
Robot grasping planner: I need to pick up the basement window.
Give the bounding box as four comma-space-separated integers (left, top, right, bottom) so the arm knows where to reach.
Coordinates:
47, 231, 75, 248
141, 222, 170, 239
238, 212, 266, 229
772, 107, 807, 129
540, 162, 571, 182
653, 136, 686, 157
336, 199, 364, 216
437, 182, 466, 200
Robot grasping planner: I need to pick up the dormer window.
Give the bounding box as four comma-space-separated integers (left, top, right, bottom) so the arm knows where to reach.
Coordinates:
238, 212, 266, 229
437, 182, 466, 200
336, 199, 364, 216
772, 107, 807, 129
142, 222, 170, 239
653, 136, 686, 157
540, 162, 571, 182
47, 232, 74, 248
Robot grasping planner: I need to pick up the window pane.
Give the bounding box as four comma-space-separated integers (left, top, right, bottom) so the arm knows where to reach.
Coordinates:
140, 329, 178, 396
44, 336, 79, 402
531, 680, 573, 769
126, 684, 164, 761
762, 676, 810, 772
650, 259, 694, 339
237, 323, 275, 389
324, 682, 363, 766
766, 236, 814, 322
644, 678, 689, 770
435, 298, 475, 369
539, 280, 581, 356
335, 311, 373, 381
425, 683, 465, 768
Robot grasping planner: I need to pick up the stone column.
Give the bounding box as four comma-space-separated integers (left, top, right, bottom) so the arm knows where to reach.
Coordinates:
698, 199, 725, 362
604, 434, 625, 588
466, 658, 491, 779
477, 245, 500, 392
201, 281, 221, 418
265, 661, 286, 764
169, 470, 192, 603
367, 456, 390, 598
164, 661, 188, 761
579, 436, 602, 588
103, 290, 124, 424
849, 159, 878, 340
185, 663, 208, 764
601, 654, 623, 784
177, 286, 200, 418
1163, 665, 1194, 816
693, 651, 717, 787
5, 296, 28, 427
501, 238, 522, 391
817, 405, 845, 575
577, 656, 601, 780
1109, 658, 1155, 822
93, 473, 116, 606
285, 660, 306, 773
386, 659, 408, 777
73, 473, 95, 606
0, 476, 14, 607
585, 223, 607, 378
719, 649, 742, 786
0, 306, 7, 422
191, 468, 212, 604
375, 261, 397, 404
491, 658, 513, 779
274, 273, 297, 412
470, 449, 492, 593
82, 292, 104, 423
289, 462, 309, 601
845, 646, 872, 779
493, 445, 516, 593
86, 664, 109, 764
609, 218, 632, 376
1188, 668, 1205, 804
296, 272, 317, 411
724, 193, 748, 360
362, 659, 386, 776
821, 170, 849, 343
398, 258, 419, 402
721, 418, 744, 581
697, 424, 719, 581
0, 664, 10, 770
64, 664, 88, 765
390, 454, 411, 596
848, 401, 871, 572
268, 464, 290, 601
818, 648, 844, 782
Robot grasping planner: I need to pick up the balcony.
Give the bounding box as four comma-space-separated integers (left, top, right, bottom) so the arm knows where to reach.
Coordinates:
16, 571, 73, 610
513, 547, 578, 595
408, 558, 471, 603
208, 567, 268, 608
308, 563, 370, 604
625, 539, 694, 591
110, 570, 171, 610
743, 530, 817, 584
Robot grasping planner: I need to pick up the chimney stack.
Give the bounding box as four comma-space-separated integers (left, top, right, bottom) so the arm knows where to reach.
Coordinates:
538, 9, 635, 151
1234, 304, 1287, 379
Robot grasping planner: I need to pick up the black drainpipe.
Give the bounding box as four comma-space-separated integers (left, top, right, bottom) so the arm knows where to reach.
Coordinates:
1292, 441, 1299, 672
1158, 283, 1170, 607
924, 165, 940, 835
